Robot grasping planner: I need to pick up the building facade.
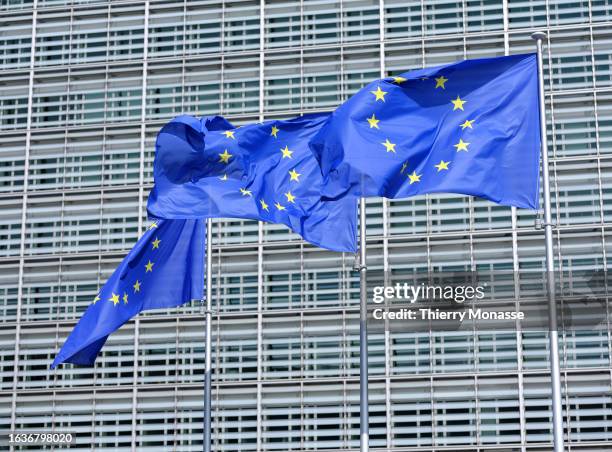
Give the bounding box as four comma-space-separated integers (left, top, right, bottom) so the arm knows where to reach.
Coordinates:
1, 0, 612, 450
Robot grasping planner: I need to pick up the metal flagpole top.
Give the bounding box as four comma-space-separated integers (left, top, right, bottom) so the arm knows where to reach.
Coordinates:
531, 31, 547, 41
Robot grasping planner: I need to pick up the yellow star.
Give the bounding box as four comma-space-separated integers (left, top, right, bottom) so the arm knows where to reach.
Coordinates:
219, 173, 228, 181
435, 76, 448, 89
240, 188, 252, 196
93, 294, 100, 304
370, 85, 387, 102
288, 168, 301, 182
392, 76, 407, 84
435, 160, 450, 171
219, 149, 233, 163
280, 146, 293, 159
275, 202, 286, 211
133, 280, 141, 293
284, 191, 296, 203
454, 139, 470, 152
223, 130, 235, 139
408, 171, 421, 184
152, 237, 160, 249
148, 222, 158, 230
381, 139, 396, 153
271, 126, 279, 138
109, 293, 120, 306
123, 292, 129, 305
145, 260, 154, 272
260, 199, 269, 211
367, 114, 380, 129
460, 119, 475, 130
400, 162, 408, 174
451, 95, 466, 111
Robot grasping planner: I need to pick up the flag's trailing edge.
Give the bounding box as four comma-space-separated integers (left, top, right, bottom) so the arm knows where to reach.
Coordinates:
309, 53, 541, 210
147, 113, 358, 253
51, 219, 205, 368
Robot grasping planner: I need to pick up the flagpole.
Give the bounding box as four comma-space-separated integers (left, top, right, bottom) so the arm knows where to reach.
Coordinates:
203, 218, 213, 452
358, 198, 369, 451
531, 31, 564, 452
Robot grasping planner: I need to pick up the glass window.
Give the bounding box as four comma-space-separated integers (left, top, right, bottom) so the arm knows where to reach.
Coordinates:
0, 72, 28, 130
0, 13, 32, 70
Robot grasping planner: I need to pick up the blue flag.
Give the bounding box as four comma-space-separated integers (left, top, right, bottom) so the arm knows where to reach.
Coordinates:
310, 53, 540, 209
147, 113, 358, 252
52, 219, 205, 368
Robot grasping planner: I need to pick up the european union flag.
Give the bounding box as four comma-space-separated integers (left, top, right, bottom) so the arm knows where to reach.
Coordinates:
52, 219, 205, 368
147, 113, 358, 252
310, 53, 540, 209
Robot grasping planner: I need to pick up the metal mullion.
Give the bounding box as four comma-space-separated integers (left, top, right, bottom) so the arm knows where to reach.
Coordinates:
545, 36, 569, 412
340, 0, 345, 102
376, 1, 393, 449
171, 383, 180, 447
425, 232, 434, 446
300, 253, 306, 450
180, 0, 187, 111
300, 379, 305, 449
340, 378, 351, 448
136, 2, 149, 234
256, 1, 265, 448
10, 0, 38, 440
429, 373, 436, 447
513, 222, 527, 451
172, 316, 180, 448
474, 374, 480, 446
468, 197, 475, 270
299, 0, 304, 112
502, 3, 528, 444
131, 3, 150, 450
219, 0, 226, 115
341, 299, 349, 430
178, 3, 195, 57
420, 0, 426, 68
461, 0, 467, 59
502, 0, 510, 55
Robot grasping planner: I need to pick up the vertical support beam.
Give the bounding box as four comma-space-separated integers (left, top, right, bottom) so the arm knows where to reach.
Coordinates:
137, 0, 150, 233
131, 4, 150, 449
257, 2, 265, 448
502, 4, 526, 448
377, 3, 392, 448
358, 198, 369, 452
11, 1, 38, 440
258, 0, 265, 120
532, 31, 564, 452
502, 0, 509, 55
204, 219, 213, 452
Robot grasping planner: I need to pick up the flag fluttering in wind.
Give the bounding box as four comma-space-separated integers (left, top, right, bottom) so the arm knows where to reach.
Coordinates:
53, 53, 541, 367
147, 113, 358, 252
310, 53, 540, 209
52, 219, 205, 368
